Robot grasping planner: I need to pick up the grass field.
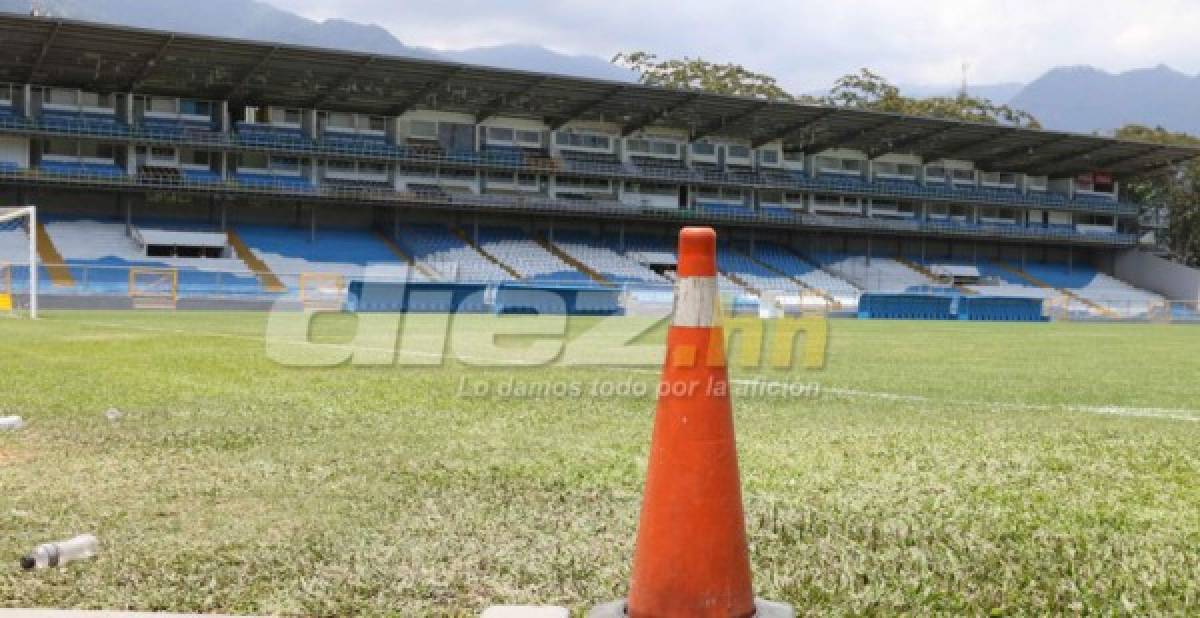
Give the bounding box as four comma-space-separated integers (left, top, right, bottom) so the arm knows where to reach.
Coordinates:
2, 311, 1199, 616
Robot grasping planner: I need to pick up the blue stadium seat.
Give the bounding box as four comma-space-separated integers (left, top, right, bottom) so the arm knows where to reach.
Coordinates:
39, 160, 126, 178
234, 123, 313, 149
320, 132, 402, 156
761, 206, 800, 220
182, 169, 223, 184
481, 145, 526, 166
236, 225, 403, 267
140, 117, 217, 139
235, 173, 314, 192
697, 202, 754, 218
39, 110, 129, 136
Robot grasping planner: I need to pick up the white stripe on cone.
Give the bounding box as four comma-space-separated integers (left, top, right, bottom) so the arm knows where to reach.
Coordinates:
672, 276, 719, 327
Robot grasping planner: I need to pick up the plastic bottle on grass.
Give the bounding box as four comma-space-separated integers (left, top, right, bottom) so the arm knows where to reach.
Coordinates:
0, 415, 23, 431
20, 534, 99, 570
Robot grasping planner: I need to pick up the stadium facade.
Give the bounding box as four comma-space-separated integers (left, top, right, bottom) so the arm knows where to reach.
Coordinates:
0, 13, 1198, 318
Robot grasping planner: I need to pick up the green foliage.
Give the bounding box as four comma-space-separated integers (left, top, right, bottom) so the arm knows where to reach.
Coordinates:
613, 56, 1040, 128
1115, 125, 1200, 266
825, 69, 1041, 128
612, 51, 799, 102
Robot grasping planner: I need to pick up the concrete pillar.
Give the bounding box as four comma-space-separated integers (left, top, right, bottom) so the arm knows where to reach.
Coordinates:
306, 109, 318, 140
123, 195, 132, 235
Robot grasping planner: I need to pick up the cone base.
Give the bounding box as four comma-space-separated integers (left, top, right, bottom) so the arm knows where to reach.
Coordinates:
588, 598, 795, 618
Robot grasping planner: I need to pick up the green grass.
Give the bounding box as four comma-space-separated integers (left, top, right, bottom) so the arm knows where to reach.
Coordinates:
1, 311, 1199, 616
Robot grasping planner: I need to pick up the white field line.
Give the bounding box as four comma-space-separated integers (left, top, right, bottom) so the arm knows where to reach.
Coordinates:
49, 317, 1200, 424
628, 370, 1200, 424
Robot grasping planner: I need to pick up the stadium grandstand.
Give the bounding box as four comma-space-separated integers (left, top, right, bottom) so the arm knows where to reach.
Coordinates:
0, 13, 1198, 320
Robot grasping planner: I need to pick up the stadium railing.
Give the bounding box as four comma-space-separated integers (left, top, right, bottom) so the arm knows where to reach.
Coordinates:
4, 258, 1188, 323
0, 115, 1139, 216
0, 166, 1140, 247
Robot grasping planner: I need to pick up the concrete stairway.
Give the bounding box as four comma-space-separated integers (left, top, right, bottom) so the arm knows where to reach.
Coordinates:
226, 230, 286, 293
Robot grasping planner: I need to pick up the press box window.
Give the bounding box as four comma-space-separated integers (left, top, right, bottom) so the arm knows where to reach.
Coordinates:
726, 145, 751, 159
487, 127, 515, 142
410, 120, 438, 139
148, 147, 176, 162
148, 98, 176, 114
186, 151, 212, 167
42, 139, 77, 157
80, 143, 115, 160
79, 92, 114, 109
240, 152, 269, 169
180, 100, 212, 117
47, 89, 76, 106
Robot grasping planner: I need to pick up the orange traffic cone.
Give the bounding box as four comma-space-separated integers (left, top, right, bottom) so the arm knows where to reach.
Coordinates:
591, 227, 792, 618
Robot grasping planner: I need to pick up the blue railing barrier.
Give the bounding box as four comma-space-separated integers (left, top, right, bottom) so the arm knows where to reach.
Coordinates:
493, 283, 623, 316
957, 296, 1047, 322
857, 293, 956, 320
345, 280, 622, 316
346, 281, 491, 314
858, 292, 1045, 321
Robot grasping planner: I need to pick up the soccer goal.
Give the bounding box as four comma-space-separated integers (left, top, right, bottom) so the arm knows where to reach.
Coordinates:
0, 205, 37, 319
129, 267, 178, 309
298, 272, 347, 309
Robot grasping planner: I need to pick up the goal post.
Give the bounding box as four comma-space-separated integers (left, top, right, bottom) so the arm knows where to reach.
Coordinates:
129, 267, 179, 308
298, 272, 347, 309
0, 205, 37, 319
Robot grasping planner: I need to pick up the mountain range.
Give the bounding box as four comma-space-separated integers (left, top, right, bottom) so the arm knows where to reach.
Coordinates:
1, 0, 637, 82
1008, 65, 1200, 135
4, 0, 1198, 135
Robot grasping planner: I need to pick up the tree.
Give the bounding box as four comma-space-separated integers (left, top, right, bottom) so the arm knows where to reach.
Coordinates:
612, 56, 1039, 128
612, 52, 801, 102
1114, 125, 1200, 266
814, 68, 1041, 127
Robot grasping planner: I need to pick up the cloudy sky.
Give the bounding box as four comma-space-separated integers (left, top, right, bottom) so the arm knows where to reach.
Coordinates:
263, 0, 1200, 91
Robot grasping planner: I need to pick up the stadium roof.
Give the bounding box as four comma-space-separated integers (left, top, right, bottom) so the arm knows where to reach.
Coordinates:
0, 12, 1197, 178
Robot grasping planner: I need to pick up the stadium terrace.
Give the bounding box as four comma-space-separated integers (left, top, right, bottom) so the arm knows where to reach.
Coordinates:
0, 12, 1198, 320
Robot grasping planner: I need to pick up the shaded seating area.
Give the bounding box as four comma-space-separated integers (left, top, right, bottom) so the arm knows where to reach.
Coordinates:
234, 173, 314, 192
234, 122, 312, 148
39, 160, 126, 178
39, 110, 129, 135
139, 117, 218, 139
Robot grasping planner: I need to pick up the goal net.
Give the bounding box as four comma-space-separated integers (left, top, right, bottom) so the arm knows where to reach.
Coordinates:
0, 206, 37, 318
129, 267, 178, 309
